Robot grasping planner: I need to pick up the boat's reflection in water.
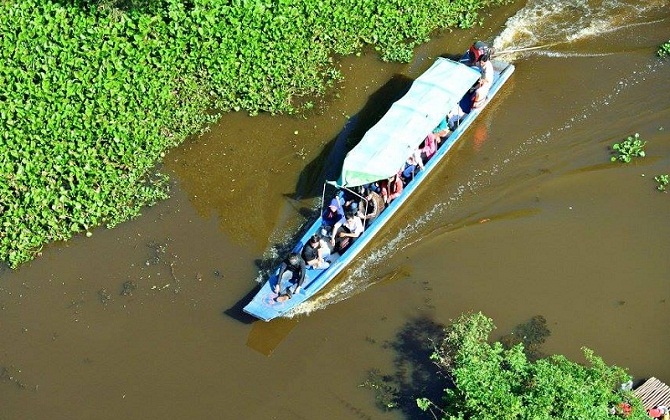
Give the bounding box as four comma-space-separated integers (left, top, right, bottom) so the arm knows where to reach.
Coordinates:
246, 317, 299, 356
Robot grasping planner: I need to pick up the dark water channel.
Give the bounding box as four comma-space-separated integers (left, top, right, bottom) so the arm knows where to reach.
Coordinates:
2, 1, 669, 418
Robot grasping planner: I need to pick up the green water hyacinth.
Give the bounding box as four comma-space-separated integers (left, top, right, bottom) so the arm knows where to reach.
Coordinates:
655, 174, 669, 191
0, 0, 510, 267
610, 133, 646, 163
658, 40, 670, 58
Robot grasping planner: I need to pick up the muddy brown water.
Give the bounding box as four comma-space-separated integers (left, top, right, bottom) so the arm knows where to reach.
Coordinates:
2, 1, 669, 419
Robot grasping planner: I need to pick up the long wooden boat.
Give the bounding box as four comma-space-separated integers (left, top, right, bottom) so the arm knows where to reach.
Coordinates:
244, 56, 515, 321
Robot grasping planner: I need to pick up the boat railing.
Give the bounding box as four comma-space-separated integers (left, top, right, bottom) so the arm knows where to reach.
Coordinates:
304, 60, 516, 285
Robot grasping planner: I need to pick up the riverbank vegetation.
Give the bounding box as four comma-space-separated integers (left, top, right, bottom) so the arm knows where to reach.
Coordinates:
417, 312, 647, 419
0, 0, 511, 267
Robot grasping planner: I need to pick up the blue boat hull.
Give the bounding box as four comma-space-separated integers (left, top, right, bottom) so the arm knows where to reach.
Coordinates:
243, 60, 515, 321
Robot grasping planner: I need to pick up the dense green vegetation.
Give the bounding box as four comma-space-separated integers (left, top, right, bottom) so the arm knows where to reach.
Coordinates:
417, 312, 647, 419
0, 0, 511, 267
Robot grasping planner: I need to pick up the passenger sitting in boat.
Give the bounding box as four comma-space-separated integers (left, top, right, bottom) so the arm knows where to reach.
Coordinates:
432, 115, 450, 140
420, 132, 439, 163
321, 196, 345, 235
274, 252, 306, 300
470, 75, 491, 111
330, 211, 364, 254
358, 187, 385, 225
346, 186, 367, 220
401, 149, 424, 185
366, 181, 382, 195
448, 107, 465, 129
302, 234, 330, 270
433, 107, 464, 141
342, 187, 360, 214
380, 172, 403, 204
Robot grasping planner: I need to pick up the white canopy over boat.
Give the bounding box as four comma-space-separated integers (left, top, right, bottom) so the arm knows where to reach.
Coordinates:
336, 58, 481, 187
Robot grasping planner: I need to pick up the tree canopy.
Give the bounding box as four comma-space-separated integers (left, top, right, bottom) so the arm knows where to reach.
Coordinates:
418, 312, 647, 420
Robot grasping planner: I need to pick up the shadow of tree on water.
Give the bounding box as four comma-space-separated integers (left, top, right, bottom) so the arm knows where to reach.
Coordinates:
499, 314, 551, 362
362, 314, 552, 418
361, 316, 448, 419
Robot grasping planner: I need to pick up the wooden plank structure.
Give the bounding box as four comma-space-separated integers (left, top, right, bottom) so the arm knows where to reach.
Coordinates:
633, 377, 670, 410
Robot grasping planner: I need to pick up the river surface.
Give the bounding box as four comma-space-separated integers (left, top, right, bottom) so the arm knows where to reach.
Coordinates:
2, 1, 669, 419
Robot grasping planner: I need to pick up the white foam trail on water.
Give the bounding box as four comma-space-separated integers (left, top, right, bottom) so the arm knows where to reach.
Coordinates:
494, 0, 669, 57
532, 51, 616, 58
572, 15, 670, 39
509, 60, 665, 157
284, 194, 469, 318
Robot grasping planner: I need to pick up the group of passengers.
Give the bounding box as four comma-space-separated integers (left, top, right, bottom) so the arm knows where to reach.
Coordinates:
273, 42, 494, 301
316, 118, 452, 260
274, 188, 376, 300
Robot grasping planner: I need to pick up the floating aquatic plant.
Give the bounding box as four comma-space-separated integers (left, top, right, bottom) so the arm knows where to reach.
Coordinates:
658, 40, 670, 58
610, 133, 646, 163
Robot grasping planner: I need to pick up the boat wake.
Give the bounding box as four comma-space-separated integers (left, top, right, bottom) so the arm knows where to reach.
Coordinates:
288, 66, 670, 319
277, 0, 670, 320
286, 196, 471, 318
281, 72, 662, 303
510, 62, 665, 157
493, 0, 669, 60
